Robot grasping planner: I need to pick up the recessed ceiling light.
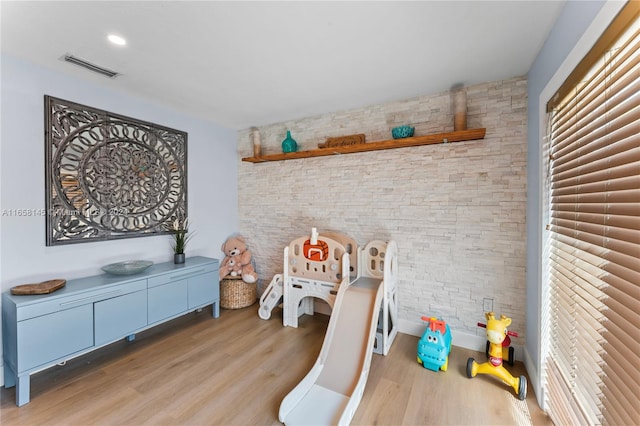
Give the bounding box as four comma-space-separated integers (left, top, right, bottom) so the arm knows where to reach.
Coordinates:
107, 34, 127, 46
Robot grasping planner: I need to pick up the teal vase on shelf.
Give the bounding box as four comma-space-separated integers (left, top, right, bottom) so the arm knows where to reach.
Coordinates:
281, 130, 298, 153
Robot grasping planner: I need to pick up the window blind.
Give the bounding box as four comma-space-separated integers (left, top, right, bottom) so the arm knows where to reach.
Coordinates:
544, 3, 639, 425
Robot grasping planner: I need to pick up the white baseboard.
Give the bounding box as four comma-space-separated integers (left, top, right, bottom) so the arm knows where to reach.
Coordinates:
523, 346, 543, 409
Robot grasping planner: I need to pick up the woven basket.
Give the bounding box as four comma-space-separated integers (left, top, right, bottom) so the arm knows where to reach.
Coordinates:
220, 276, 257, 309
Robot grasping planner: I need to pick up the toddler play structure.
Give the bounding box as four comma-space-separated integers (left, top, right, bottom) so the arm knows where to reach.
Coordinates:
466, 312, 527, 400
259, 229, 398, 424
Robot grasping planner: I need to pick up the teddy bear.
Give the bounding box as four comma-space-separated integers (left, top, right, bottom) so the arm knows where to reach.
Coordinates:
219, 236, 257, 283
220, 255, 243, 278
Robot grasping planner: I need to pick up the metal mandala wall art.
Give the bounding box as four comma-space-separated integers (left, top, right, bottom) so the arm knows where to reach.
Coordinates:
45, 95, 187, 246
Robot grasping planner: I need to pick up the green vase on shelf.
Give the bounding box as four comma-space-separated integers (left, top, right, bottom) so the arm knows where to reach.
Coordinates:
282, 130, 298, 153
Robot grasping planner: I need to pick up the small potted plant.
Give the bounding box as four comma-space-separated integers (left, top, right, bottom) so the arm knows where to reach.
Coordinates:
166, 217, 192, 264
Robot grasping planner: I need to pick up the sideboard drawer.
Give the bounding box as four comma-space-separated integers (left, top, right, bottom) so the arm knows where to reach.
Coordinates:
95, 289, 148, 346
188, 271, 219, 309
16, 279, 147, 322
17, 304, 93, 372
148, 279, 189, 324
147, 262, 217, 288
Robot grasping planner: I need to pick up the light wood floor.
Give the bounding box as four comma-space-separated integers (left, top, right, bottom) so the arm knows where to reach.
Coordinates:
1, 305, 551, 425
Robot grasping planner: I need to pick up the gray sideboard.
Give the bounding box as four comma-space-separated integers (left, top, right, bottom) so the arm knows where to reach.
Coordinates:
2, 256, 219, 406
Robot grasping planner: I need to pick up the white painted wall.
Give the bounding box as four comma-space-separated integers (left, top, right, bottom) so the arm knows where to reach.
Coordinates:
0, 54, 239, 386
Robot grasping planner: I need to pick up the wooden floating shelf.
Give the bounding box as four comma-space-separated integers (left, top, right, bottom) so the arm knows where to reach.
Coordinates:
242, 128, 486, 163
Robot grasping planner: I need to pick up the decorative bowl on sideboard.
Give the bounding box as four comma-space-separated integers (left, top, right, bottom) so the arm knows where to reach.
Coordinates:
102, 260, 154, 276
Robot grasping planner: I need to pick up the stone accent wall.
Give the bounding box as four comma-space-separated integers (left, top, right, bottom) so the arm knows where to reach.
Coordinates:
237, 77, 527, 338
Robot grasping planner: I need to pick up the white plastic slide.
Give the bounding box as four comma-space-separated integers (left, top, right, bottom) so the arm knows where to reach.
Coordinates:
279, 272, 384, 425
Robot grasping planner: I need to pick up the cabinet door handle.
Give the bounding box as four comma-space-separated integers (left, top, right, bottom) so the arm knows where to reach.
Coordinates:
170, 268, 207, 281
59, 290, 122, 307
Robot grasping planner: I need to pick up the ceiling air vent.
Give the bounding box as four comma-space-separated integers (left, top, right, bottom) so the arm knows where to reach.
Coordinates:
63, 54, 119, 78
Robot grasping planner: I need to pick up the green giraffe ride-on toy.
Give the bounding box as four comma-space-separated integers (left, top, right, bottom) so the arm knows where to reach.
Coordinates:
466, 312, 527, 400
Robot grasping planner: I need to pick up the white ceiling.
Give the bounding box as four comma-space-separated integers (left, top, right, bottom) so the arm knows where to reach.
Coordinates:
1, 1, 565, 130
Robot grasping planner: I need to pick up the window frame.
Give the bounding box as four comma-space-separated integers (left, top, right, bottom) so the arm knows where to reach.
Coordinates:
535, 0, 629, 410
